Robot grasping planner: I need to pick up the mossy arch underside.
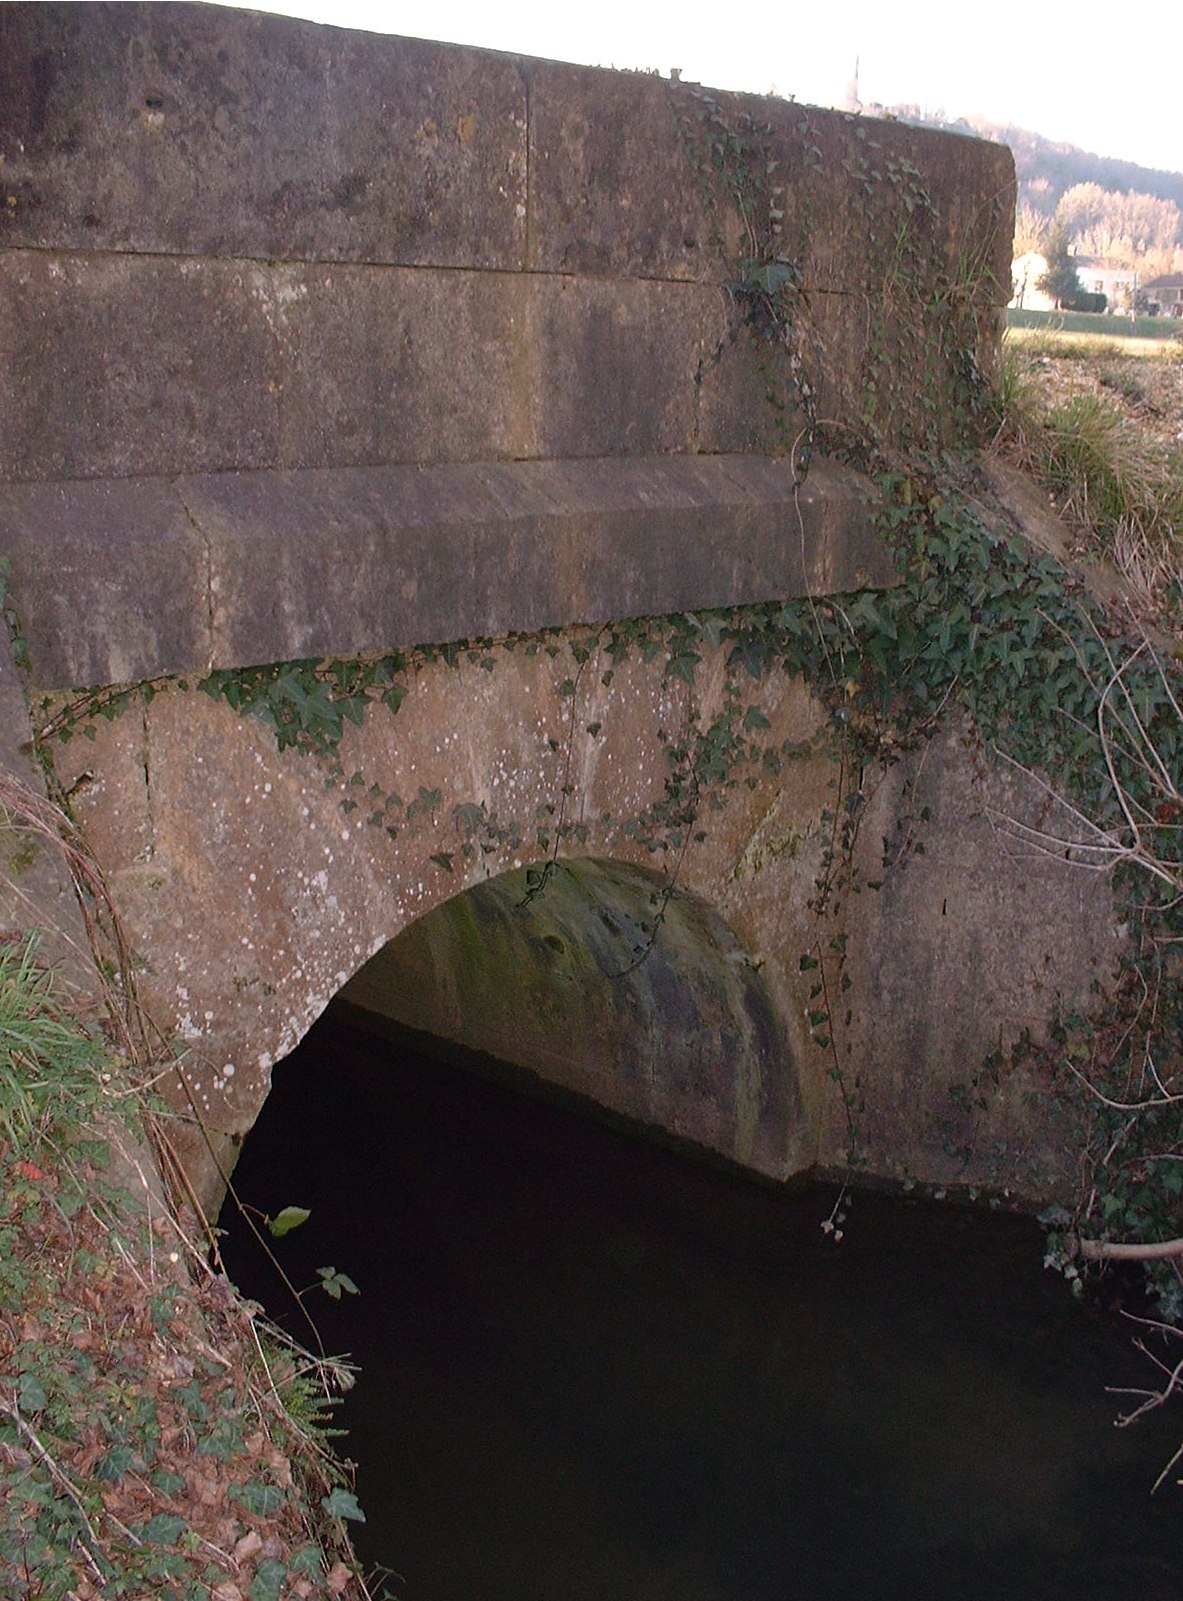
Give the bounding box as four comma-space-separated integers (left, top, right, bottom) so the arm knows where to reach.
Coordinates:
337, 858, 803, 1179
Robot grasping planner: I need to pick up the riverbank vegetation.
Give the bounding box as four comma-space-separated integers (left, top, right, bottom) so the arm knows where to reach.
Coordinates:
985, 329, 1183, 1458
993, 328, 1183, 619
0, 801, 377, 1601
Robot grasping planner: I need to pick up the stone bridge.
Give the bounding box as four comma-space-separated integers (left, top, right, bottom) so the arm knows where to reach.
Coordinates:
0, 3, 1111, 1210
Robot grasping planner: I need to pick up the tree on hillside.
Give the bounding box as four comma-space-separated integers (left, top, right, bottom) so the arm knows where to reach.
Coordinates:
1038, 220, 1083, 308
1057, 182, 1181, 263
1013, 200, 1047, 256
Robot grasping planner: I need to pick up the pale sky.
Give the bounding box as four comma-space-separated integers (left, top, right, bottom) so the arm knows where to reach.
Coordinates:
223, 0, 1179, 176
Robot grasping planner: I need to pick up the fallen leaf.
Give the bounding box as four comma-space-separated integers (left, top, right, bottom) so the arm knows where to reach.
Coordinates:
232, 1528, 263, 1565
327, 1562, 353, 1596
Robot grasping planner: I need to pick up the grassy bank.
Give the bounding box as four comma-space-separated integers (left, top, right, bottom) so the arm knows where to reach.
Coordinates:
0, 911, 376, 1600
993, 328, 1183, 618
1008, 306, 1180, 342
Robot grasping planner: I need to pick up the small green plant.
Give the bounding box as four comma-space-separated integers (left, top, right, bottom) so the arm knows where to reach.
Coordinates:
0, 833, 376, 1594
0, 933, 106, 1150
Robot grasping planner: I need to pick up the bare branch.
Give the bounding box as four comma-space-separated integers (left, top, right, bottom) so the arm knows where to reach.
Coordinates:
1070, 1234, 1183, 1262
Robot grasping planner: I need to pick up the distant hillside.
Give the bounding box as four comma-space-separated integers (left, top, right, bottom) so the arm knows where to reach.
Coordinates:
885, 108, 1183, 217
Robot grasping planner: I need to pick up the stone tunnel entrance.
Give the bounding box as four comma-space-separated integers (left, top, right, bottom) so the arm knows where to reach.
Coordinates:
332, 856, 803, 1180
215, 859, 1183, 1600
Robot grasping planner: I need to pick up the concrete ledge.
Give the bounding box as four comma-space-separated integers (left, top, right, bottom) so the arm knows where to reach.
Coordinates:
0, 454, 889, 688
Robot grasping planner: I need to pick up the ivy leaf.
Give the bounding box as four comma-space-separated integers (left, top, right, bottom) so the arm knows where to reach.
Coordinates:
730, 638, 771, 681
141, 1513, 189, 1546
17, 1371, 47, 1413
267, 1205, 311, 1238
249, 1560, 289, 1601
453, 803, 488, 834
234, 1479, 285, 1517
322, 1488, 366, 1522
97, 1443, 136, 1481
666, 650, 701, 685
743, 706, 771, 732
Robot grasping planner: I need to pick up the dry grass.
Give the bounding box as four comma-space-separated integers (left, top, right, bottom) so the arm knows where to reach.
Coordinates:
992, 334, 1183, 622
0, 781, 378, 1599
1007, 326, 1183, 362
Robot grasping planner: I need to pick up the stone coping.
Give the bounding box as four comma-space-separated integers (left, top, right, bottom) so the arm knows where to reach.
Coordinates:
0, 454, 889, 691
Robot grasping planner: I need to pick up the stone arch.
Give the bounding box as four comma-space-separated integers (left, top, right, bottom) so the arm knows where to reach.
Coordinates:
55, 646, 830, 1211
335, 856, 804, 1179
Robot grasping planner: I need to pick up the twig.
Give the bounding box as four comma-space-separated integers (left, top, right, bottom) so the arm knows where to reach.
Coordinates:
1070, 1233, 1183, 1262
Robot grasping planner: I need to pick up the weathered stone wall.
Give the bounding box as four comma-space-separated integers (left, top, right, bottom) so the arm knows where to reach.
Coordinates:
0, 4, 1092, 1216
0, 3, 1011, 487
39, 632, 1112, 1211
0, 1, 1013, 686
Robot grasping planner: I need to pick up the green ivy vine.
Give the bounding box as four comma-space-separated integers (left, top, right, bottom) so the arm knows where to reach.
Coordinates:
10, 87, 1181, 1322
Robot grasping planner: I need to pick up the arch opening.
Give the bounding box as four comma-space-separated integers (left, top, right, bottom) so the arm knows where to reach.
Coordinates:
216, 949, 1183, 1601
335, 856, 804, 1180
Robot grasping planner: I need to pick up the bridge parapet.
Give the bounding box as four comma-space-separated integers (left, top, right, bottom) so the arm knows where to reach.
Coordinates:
0, 2, 1013, 683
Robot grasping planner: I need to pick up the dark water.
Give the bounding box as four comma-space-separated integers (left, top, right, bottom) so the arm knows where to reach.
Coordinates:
221, 1011, 1183, 1601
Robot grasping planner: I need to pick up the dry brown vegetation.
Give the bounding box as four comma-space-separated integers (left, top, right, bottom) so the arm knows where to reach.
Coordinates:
0, 775, 378, 1601
992, 330, 1183, 623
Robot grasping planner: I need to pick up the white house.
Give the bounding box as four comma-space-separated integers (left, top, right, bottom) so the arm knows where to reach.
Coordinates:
1073, 256, 1137, 310
1010, 250, 1054, 311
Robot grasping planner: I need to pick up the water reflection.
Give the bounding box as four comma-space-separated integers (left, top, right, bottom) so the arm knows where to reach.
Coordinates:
221, 1012, 1183, 1601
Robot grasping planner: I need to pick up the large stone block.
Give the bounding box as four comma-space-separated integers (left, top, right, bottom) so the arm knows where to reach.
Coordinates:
0, 251, 282, 482
267, 265, 533, 470
1, 252, 732, 481
524, 276, 707, 459
0, 477, 208, 685
0, 253, 531, 481
525, 60, 714, 282
179, 454, 889, 672
0, 2, 528, 268
0, 454, 889, 686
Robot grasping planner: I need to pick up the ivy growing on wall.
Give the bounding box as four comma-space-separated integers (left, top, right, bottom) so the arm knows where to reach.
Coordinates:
10, 86, 1182, 1324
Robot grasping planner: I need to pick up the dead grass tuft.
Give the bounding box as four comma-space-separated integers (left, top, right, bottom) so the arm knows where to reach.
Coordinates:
992, 337, 1183, 624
